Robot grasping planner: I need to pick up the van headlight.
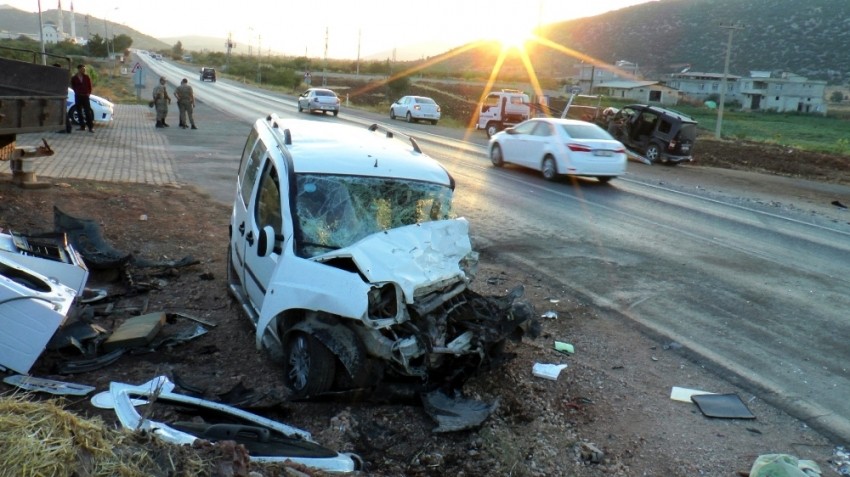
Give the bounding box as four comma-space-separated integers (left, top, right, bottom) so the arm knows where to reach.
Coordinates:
368, 283, 399, 320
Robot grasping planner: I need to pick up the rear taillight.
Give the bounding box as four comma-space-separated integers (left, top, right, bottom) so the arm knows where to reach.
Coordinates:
414, 104, 421, 111
668, 139, 678, 150
567, 143, 592, 152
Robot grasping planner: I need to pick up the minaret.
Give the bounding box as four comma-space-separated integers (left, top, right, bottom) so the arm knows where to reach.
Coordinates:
57, 0, 64, 37
70, 1, 76, 40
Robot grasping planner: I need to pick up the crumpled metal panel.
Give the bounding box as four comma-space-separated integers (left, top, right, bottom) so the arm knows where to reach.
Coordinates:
315, 219, 472, 304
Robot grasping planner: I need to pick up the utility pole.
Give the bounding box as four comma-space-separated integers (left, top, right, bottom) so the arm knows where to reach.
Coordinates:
716, 23, 744, 139
224, 32, 235, 72
257, 34, 262, 83
322, 27, 328, 87
356, 28, 361, 77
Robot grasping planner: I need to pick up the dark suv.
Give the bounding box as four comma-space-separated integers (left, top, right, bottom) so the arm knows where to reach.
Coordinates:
199, 67, 216, 82
606, 104, 697, 165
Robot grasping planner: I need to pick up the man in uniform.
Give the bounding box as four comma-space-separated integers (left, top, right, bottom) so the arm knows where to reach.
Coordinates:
152, 76, 171, 128
70, 64, 94, 133
173, 78, 197, 129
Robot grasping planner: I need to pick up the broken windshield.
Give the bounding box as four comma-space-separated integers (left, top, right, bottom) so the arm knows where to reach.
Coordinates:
295, 174, 455, 257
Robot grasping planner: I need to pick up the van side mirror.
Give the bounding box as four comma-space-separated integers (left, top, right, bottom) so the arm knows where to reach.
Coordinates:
257, 225, 276, 257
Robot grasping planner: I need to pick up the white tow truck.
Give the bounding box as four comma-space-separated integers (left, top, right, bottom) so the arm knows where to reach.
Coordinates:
475, 89, 531, 137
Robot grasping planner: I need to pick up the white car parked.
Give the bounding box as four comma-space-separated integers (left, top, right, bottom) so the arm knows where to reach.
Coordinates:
488, 118, 627, 183
228, 115, 532, 399
297, 88, 340, 116
389, 95, 441, 125
66, 88, 114, 125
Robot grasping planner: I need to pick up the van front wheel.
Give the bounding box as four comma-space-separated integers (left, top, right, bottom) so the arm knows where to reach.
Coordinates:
283, 331, 336, 398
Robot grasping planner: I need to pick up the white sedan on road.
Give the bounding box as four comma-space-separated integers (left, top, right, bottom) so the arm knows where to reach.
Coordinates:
297, 88, 340, 116
488, 118, 627, 183
67, 88, 115, 125
389, 95, 441, 125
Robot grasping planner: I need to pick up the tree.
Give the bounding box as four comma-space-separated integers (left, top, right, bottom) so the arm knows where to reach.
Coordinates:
172, 41, 184, 58
387, 75, 410, 100
829, 90, 844, 103
87, 33, 107, 57
112, 34, 133, 54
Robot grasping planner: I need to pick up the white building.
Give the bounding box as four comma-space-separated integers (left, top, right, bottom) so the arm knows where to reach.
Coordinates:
665, 71, 742, 103
739, 71, 827, 114
591, 80, 679, 106
576, 60, 640, 94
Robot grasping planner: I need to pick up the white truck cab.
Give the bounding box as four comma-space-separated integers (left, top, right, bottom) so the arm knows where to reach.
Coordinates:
475, 89, 531, 138
228, 116, 531, 398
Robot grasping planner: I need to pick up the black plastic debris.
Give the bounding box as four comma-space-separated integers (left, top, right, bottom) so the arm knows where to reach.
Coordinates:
421, 389, 497, 433
690, 393, 755, 419
832, 200, 847, 209
54, 206, 199, 270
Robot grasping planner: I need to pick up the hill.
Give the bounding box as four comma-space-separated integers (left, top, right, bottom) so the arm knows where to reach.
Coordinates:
0, 5, 168, 52
535, 0, 850, 81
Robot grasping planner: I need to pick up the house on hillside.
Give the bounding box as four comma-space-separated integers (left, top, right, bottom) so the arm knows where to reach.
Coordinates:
591, 80, 679, 106
739, 71, 827, 114
576, 60, 640, 94
665, 71, 742, 103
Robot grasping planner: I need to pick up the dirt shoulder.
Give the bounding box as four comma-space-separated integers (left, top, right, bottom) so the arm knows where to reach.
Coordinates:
0, 171, 843, 476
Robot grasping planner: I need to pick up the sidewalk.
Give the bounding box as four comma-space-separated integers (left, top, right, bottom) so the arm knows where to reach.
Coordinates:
12, 105, 179, 186
10, 100, 249, 205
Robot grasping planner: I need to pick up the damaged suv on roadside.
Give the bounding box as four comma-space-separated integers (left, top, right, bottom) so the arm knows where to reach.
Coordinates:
228, 115, 533, 400
606, 104, 697, 165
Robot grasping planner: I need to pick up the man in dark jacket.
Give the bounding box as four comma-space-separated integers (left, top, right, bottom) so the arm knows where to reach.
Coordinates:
70, 64, 94, 133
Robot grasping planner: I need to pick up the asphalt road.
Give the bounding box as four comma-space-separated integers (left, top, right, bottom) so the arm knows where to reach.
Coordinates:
139, 54, 850, 443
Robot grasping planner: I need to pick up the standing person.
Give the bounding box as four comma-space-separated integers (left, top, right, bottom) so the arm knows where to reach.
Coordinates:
152, 76, 171, 128
70, 64, 94, 133
173, 78, 197, 129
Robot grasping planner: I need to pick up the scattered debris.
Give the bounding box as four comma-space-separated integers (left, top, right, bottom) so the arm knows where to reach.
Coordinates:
578, 441, 605, 464
831, 200, 847, 209
3, 375, 95, 396
670, 386, 715, 403
106, 376, 360, 472
830, 446, 850, 476
0, 254, 78, 374
554, 341, 575, 355
56, 348, 125, 374
748, 454, 821, 477
0, 230, 89, 293
691, 393, 755, 419
102, 312, 166, 352
54, 206, 198, 270
532, 363, 568, 380
541, 310, 558, 319
421, 389, 497, 433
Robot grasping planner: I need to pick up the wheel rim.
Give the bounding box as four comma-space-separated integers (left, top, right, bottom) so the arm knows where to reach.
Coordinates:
287, 335, 310, 391
491, 145, 503, 165
543, 158, 556, 179
646, 145, 660, 161
487, 125, 498, 137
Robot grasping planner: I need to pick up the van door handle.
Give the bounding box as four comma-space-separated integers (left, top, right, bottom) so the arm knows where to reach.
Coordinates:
238, 222, 245, 236
245, 231, 254, 246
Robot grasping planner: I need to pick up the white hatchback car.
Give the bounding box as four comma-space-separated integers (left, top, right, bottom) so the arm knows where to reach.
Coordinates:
66, 88, 114, 125
297, 88, 340, 116
389, 95, 441, 125
228, 115, 531, 399
488, 118, 627, 183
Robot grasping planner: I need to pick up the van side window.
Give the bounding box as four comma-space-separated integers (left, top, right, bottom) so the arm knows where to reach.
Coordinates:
240, 138, 266, 207
254, 160, 283, 250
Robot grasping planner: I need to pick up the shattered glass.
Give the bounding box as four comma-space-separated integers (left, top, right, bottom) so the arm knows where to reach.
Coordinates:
295, 174, 454, 258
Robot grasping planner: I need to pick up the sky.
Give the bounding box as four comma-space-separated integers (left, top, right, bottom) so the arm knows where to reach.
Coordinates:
5, 0, 655, 59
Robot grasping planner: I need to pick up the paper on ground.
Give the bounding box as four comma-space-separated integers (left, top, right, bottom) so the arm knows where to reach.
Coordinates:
670, 386, 715, 402
533, 363, 568, 380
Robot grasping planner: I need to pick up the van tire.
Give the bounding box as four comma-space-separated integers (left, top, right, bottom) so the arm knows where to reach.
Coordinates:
283, 331, 336, 398
485, 122, 501, 138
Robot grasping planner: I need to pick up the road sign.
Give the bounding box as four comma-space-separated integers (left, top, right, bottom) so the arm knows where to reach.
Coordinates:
131, 62, 141, 73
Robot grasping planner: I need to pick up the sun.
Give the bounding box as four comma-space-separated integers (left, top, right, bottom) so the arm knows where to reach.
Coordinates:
497, 29, 533, 52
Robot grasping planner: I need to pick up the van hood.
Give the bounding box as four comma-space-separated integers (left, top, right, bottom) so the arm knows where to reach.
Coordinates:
314, 218, 472, 302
